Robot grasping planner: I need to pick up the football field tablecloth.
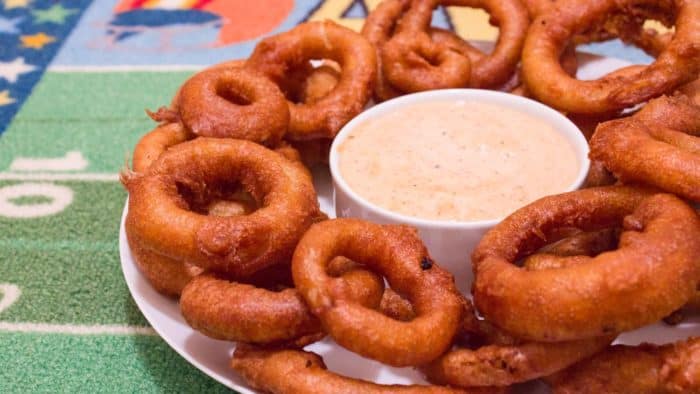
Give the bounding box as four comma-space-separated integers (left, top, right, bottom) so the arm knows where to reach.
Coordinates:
0, 1, 652, 392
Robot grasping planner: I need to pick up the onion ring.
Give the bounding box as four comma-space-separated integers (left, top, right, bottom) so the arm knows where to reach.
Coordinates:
123, 177, 261, 297
292, 218, 463, 366
421, 297, 612, 387
522, 0, 555, 17
230, 345, 502, 394
475, 0, 575, 96
124, 228, 202, 298
245, 21, 376, 140
176, 66, 289, 145
132, 122, 191, 173
590, 95, 700, 201
175, 60, 244, 108
180, 257, 384, 346
520, 226, 700, 325
522, 0, 700, 114
123, 162, 271, 297
129, 124, 308, 208
124, 138, 321, 278
382, 0, 528, 91
472, 186, 700, 342
523, 228, 619, 268
149, 59, 245, 124
361, 0, 411, 101
273, 61, 337, 167
133, 111, 301, 173
428, 27, 486, 64
281, 60, 342, 105
549, 337, 700, 394
528, 0, 672, 59
381, 28, 472, 92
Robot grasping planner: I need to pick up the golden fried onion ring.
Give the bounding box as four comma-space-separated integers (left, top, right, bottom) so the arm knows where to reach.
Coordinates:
176, 66, 289, 145
549, 337, 700, 394
522, 0, 700, 114
292, 218, 463, 366
590, 95, 700, 201
245, 21, 376, 140
124, 138, 321, 278
472, 186, 700, 342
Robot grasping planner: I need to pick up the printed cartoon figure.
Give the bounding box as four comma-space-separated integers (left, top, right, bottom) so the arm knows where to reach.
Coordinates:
105, 0, 294, 49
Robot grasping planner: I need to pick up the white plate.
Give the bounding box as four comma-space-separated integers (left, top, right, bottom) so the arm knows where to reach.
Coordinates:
119, 54, 700, 393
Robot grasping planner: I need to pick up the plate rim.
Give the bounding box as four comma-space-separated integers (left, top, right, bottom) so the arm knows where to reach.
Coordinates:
119, 199, 256, 393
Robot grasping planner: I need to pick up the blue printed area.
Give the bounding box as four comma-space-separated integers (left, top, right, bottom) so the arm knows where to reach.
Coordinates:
52, 0, 457, 67
107, 9, 220, 42
110, 9, 220, 29
342, 0, 366, 18
0, 0, 91, 135
581, 40, 654, 64
52, 0, 324, 66
432, 7, 451, 30
50, 0, 653, 67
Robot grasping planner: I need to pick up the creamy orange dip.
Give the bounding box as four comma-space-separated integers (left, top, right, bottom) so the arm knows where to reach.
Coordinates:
338, 100, 579, 222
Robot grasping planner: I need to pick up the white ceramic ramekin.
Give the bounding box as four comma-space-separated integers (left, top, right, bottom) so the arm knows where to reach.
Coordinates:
330, 89, 589, 294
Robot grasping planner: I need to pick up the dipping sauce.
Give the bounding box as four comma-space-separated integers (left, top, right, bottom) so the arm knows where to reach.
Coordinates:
337, 100, 579, 222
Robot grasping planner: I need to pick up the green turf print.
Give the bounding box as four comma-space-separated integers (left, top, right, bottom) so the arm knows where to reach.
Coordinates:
0, 71, 192, 172
0, 246, 147, 326
9, 151, 88, 171
0, 333, 231, 393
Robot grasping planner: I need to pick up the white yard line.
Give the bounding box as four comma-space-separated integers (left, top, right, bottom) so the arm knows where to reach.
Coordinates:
0, 322, 156, 335
0, 172, 119, 181
0, 279, 154, 338
1, 285, 155, 336
0, 284, 20, 314
48, 64, 204, 72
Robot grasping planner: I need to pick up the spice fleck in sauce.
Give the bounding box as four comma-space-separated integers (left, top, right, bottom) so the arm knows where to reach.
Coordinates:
338, 100, 579, 222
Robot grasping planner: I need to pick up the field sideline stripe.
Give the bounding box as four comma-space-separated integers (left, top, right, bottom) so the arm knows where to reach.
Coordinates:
0, 321, 156, 335
0, 172, 119, 181
48, 64, 203, 72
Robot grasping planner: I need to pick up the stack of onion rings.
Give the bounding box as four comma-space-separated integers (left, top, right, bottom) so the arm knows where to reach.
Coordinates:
392, 0, 528, 90
365, 0, 528, 96
118, 9, 700, 392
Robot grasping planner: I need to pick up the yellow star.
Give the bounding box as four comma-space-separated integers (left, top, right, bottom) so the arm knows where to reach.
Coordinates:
20, 32, 55, 49
0, 90, 15, 106
4, 0, 30, 9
